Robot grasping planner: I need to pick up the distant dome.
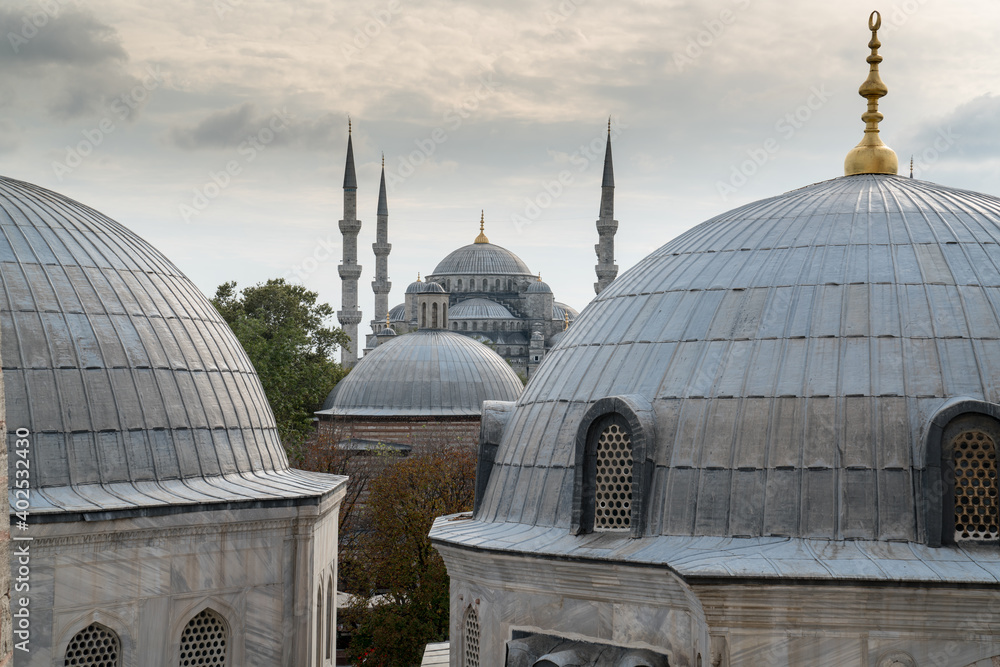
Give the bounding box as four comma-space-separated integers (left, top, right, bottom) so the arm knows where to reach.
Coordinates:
480, 174, 1000, 543
0, 176, 337, 515
552, 302, 578, 321
526, 279, 552, 294
430, 242, 533, 276
388, 303, 406, 321
318, 330, 523, 417
450, 298, 517, 319
405, 279, 446, 294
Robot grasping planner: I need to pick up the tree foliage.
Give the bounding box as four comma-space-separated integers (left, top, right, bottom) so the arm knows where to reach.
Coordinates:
344, 445, 477, 666
211, 278, 350, 455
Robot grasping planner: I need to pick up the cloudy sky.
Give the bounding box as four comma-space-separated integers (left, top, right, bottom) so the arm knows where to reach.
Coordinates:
1, 0, 998, 337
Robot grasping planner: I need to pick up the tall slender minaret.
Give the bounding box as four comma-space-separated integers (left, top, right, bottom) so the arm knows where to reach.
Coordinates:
370, 154, 391, 337
594, 118, 619, 294
337, 120, 363, 367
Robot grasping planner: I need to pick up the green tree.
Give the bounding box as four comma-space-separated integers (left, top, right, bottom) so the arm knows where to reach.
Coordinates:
211, 278, 350, 456
344, 445, 477, 666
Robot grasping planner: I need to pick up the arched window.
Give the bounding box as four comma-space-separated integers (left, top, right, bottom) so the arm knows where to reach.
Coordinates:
462, 322, 468, 331
463, 606, 480, 667
472, 321, 477, 331
507, 279, 512, 291
64, 623, 121, 667
592, 419, 633, 531
495, 279, 500, 290
432, 302, 439, 328
316, 587, 323, 667
453, 322, 458, 330
326, 575, 334, 660
421, 302, 427, 328
457, 279, 463, 291
470, 279, 476, 290
950, 428, 998, 542
179, 608, 229, 666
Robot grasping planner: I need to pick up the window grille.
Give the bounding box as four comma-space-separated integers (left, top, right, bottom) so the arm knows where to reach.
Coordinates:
594, 422, 632, 531
64, 623, 121, 667
953, 429, 999, 541
179, 609, 229, 667
464, 607, 480, 667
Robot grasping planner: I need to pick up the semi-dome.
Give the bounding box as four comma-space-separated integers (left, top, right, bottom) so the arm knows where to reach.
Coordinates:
551, 302, 577, 322
318, 330, 523, 417
526, 279, 552, 294
0, 175, 338, 516
477, 174, 1000, 544
430, 242, 533, 276
388, 303, 406, 321
404, 278, 446, 294
450, 298, 517, 319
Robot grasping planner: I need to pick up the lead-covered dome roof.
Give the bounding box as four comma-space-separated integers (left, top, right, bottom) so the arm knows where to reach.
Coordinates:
478, 174, 1000, 543
0, 176, 342, 516
450, 298, 517, 319
318, 330, 523, 417
430, 242, 533, 276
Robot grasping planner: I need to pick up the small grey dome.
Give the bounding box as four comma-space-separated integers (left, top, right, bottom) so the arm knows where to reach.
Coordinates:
526, 279, 552, 294
388, 303, 406, 321
318, 330, 523, 417
430, 242, 533, 276
0, 176, 341, 515
405, 280, 446, 294
479, 174, 1000, 543
450, 298, 517, 319
552, 302, 578, 321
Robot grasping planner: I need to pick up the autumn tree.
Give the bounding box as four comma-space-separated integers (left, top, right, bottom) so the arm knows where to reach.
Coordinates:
211, 278, 350, 456
344, 445, 477, 666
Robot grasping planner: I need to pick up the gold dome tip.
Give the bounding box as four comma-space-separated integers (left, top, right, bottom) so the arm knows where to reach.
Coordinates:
474, 210, 490, 244
417, 272, 421, 282
844, 10, 898, 176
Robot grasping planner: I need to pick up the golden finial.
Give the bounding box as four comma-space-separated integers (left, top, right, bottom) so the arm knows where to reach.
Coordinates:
474, 210, 490, 244
417, 272, 421, 282
844, 11, 898, 176
564, 311, 570, 331
386, 312, 391, 327
537, 273, 542, 282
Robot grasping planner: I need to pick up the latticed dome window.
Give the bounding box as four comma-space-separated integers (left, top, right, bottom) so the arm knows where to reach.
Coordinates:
594, 422, 633, 531
952, 430, 999, 542
179, 609, 229, 666
463, 606, 480, 667
64, 623, 121, 667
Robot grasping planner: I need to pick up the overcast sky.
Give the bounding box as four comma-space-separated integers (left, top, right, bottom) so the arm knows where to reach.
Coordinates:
2, 0, 998, 337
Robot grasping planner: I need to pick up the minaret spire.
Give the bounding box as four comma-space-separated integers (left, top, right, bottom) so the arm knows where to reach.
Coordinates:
371, 151, 391, 340
337, 120, 363, 367
594, 118, 619, 294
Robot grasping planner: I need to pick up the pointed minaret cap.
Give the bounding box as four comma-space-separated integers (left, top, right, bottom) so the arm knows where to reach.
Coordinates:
602, 117, 615, 188
474, 210, 490, 244
343, 118, 358, 189
377, 153, 388, 216
844, 11, 899, 176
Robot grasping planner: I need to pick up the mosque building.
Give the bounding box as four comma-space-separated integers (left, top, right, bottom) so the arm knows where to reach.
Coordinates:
337, 121, 624, 379
431, 12, 1000, 666
0, 176, 346, 666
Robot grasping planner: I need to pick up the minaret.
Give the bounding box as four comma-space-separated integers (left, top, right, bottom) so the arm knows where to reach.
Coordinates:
337, 120, 363, 367
370, 154, 391, 336
594, 118, 619, 294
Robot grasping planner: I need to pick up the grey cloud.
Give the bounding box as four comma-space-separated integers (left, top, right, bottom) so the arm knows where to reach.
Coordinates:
169, 102, 259, 150
168, 104, 345, 151
0, 6, 127, 64
904, 94, 1000, 161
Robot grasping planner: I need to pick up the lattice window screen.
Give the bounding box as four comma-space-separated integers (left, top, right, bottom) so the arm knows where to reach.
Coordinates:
953, 429, 999, 541
463, 607, 480, 667
179, 609, 229, 667
595, 422, 632, 531
64, 623, 121, 667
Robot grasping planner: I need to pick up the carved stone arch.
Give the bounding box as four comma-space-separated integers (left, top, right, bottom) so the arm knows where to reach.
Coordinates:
171, 596, 243, 667
57, 609, 134, 667
571, 394, 657, 537
924, 398, 1000, 547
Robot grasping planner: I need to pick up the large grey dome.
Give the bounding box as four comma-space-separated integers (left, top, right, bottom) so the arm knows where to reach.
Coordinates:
318, 330, 523, 417
0, 176, 339, 516
430, 242, 533, 276
478, 174, 1000, 543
